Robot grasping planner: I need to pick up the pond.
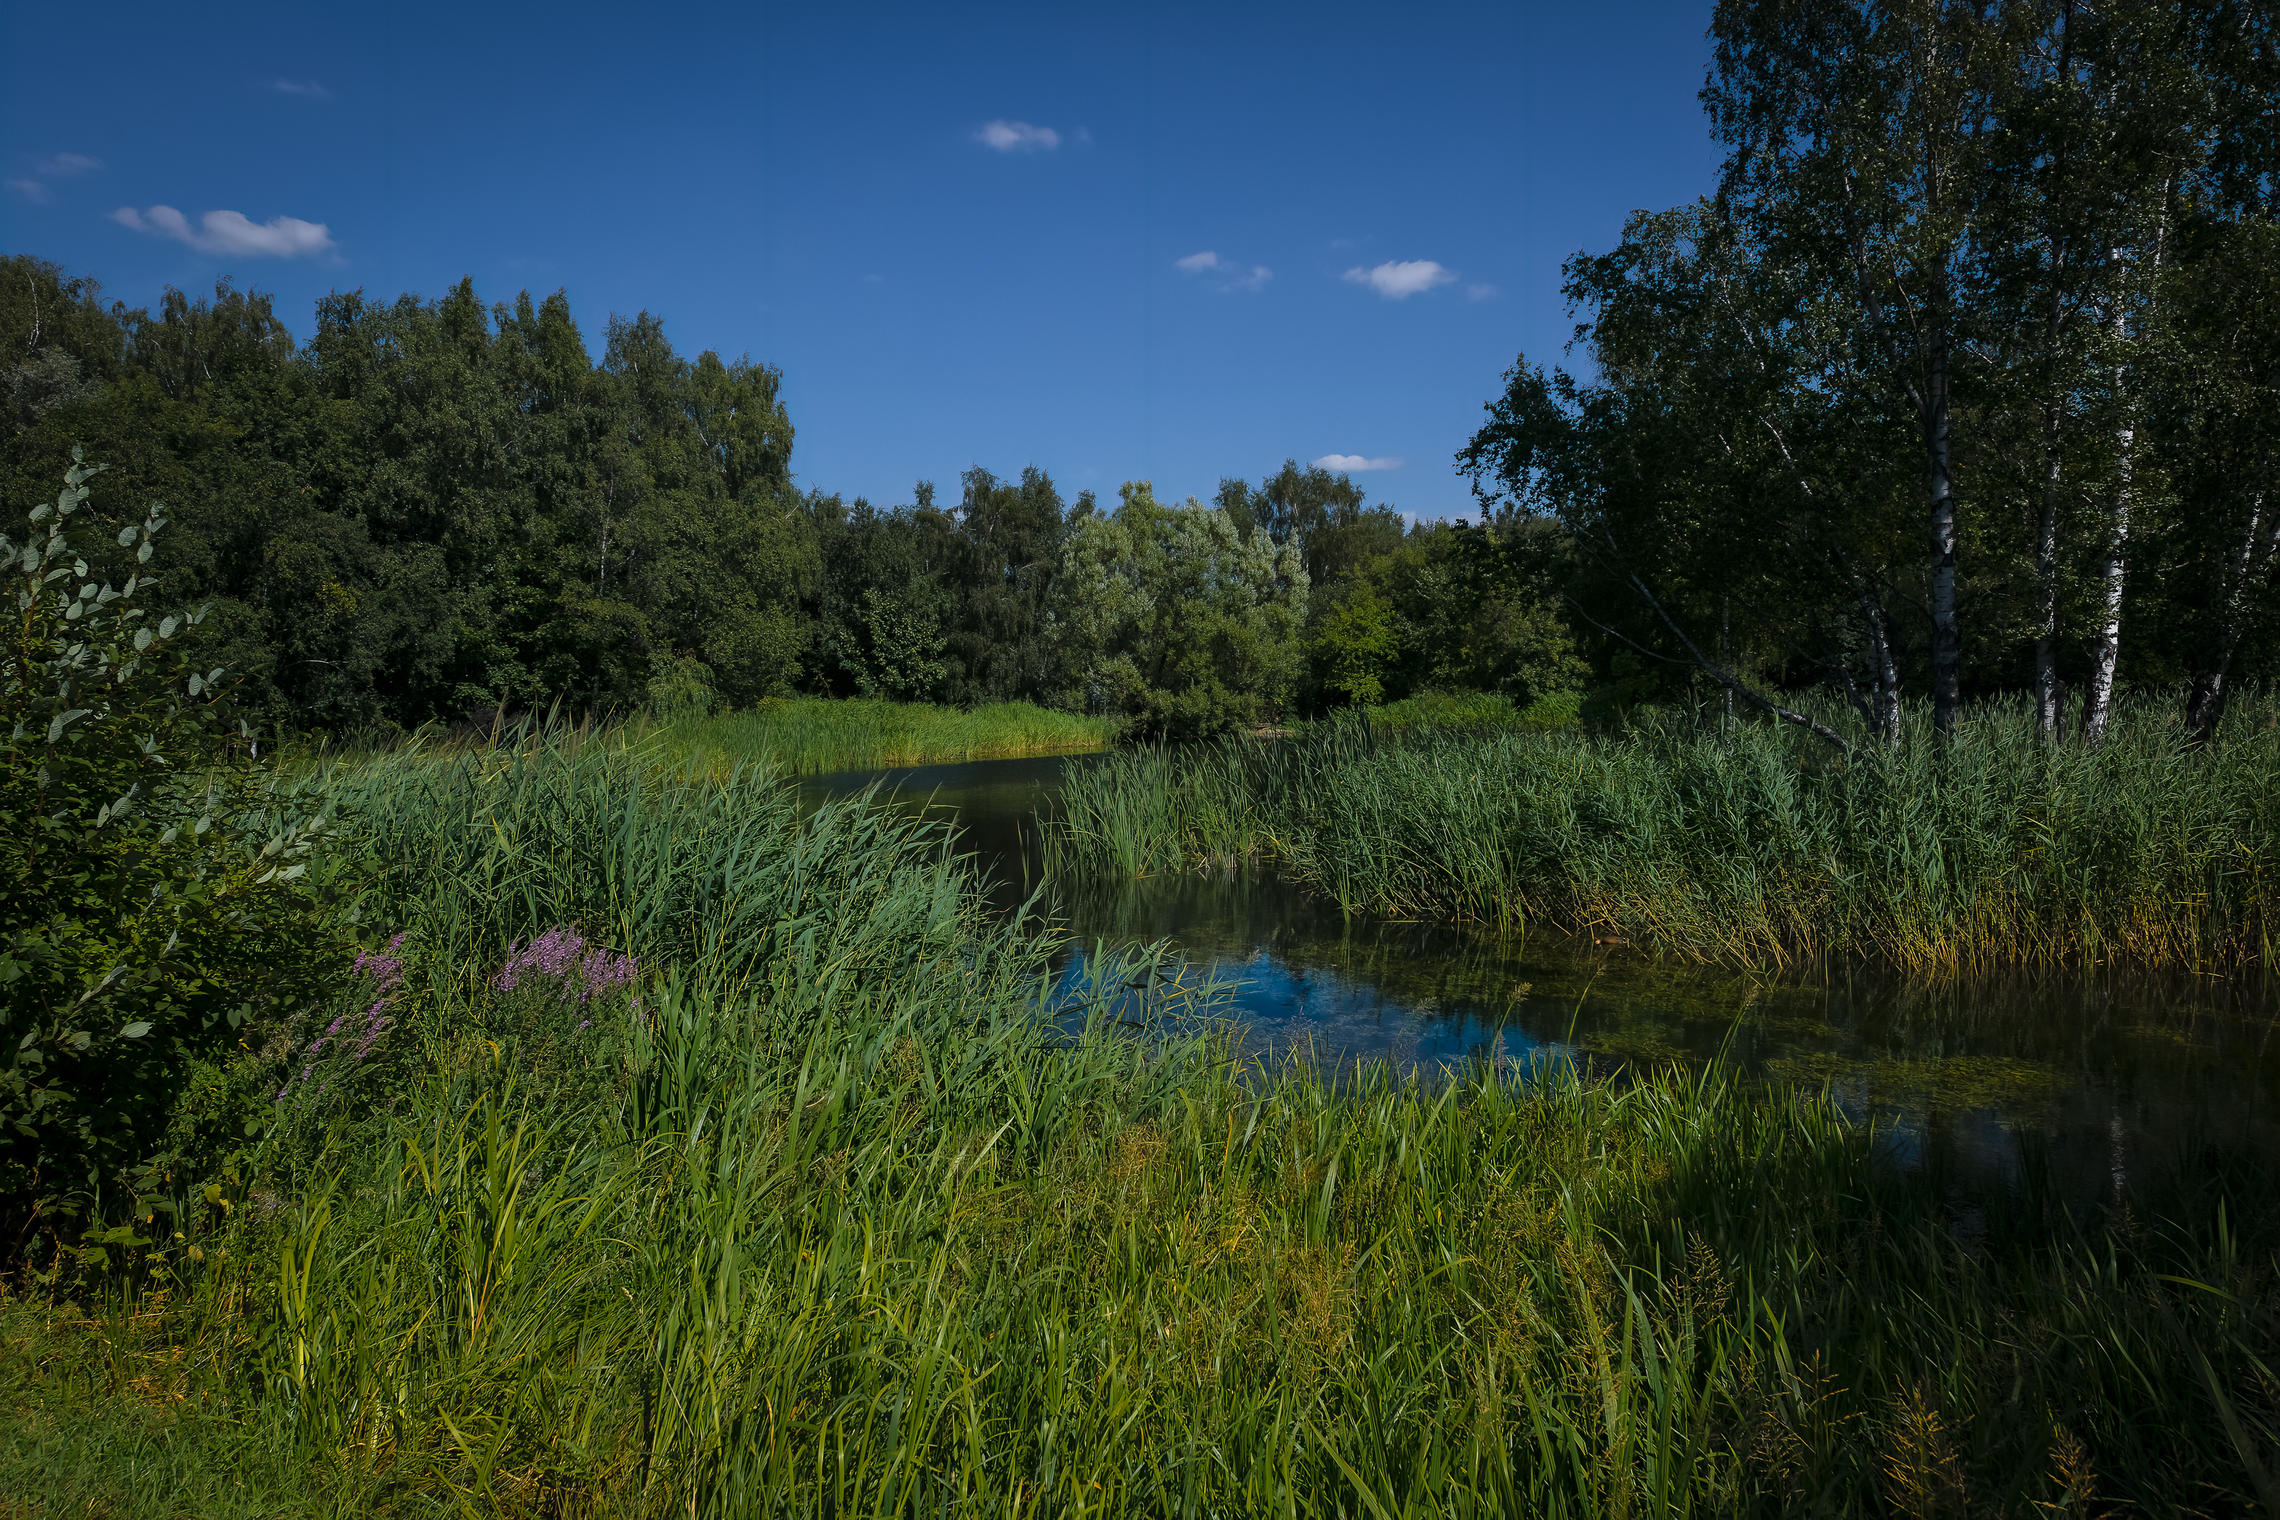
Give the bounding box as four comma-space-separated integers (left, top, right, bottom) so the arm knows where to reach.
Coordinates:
801, 753, 2280, 1208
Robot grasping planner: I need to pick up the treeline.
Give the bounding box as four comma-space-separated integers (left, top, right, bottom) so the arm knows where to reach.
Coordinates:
0, 257, 1580, 738
1462, 0, 2280, 744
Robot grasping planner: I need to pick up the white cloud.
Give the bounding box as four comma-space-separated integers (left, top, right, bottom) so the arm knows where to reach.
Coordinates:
1313, 454, 1403, 473
10, 152, 101, 200
975, 119, 1060, 152
1343, 259, 1458, 300
1176, 249, 1271, 292
273, 79, 331, 99
112, 204, 336, 259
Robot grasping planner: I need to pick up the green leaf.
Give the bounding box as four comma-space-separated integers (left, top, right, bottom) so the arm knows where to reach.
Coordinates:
119, 1022, 151, 1039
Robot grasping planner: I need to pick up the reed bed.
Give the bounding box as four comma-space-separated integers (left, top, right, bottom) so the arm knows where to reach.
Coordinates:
4, 731, 2275, 1516
1048, 694, 2280, 973
640, 697, 1118, 779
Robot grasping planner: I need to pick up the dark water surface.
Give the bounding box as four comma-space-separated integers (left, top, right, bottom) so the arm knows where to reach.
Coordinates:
801, 754, 2280, 1205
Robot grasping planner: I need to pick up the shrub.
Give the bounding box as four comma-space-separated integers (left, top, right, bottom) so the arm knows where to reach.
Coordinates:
645, 654, 720, 718
0, 452, 351, 1255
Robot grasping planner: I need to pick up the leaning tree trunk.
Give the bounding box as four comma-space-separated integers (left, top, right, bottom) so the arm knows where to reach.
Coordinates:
2185, 490, 2277, 739
2035, 404, 2064, 742
1856, 580, 1901, 747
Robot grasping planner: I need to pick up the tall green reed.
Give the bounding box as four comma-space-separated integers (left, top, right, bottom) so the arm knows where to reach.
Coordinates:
9, 728, 2274, 1516
1048, 694, 2280, 971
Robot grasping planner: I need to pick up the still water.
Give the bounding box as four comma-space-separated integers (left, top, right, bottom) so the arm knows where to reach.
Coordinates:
801, 753, 2280, 1205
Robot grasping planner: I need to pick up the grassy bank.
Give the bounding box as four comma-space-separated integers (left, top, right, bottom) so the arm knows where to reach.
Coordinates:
2, 732, 2275, 1515
1298, 690, 1585, 737
640, 697, 1117, 778
1048, 694, 2280, 972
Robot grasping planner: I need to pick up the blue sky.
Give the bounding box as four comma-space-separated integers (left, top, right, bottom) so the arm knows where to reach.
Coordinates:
2, 0, 1719, 519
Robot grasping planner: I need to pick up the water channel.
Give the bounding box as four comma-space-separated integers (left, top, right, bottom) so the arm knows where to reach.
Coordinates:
802, 752, 2280, 1210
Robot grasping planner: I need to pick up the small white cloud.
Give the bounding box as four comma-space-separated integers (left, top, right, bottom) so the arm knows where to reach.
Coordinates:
1465, 282, 1500, 301
41, 152, 101, 176
1313, 454, 1403, 473
7, 178, 49, 202
113, 204, 336, 259
273, 78, 331, 99
975, 120, 1060, 152
1177, 249, 1270, 292
1343, 259, 1458, 300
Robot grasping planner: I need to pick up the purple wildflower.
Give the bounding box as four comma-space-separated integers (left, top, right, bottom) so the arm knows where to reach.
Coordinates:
353, 933, 407, 994
494, 926, 640, 1006
279, 936, 412, 1108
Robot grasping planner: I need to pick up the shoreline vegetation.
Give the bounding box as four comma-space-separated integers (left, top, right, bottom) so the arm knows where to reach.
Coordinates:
1048, 693, 2280, 974
637, 696, 1120, 779
3, 731, 2275, 1515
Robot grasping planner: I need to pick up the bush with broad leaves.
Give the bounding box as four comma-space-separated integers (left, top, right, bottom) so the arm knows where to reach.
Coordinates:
2, 449, 352, 1259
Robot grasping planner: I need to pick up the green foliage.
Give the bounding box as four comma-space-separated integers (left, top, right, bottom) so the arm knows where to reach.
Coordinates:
0, 454, 348, 1244
806, 493, 951, 700
1056, 481, 1309, 737
935, 466, 1074, 706
643, 655, 718, 718
1309, 580, 1401, 705
0, 266, 807, 730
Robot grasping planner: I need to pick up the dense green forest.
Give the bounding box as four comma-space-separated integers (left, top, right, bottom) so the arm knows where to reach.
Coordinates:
1463, 0, 2280, 746
0, 261, 1580, 740
9, 9, 2280, 750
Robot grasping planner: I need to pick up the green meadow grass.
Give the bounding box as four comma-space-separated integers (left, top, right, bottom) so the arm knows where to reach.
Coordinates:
637, 697, 1118, 779
1048, 694, 2280, 973
4, 730, 2275, 1516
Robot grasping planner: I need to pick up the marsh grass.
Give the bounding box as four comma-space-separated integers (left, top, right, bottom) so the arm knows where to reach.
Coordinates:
638, 697, 1117, 779
1048, 694, 2280, 973
5, 729, 2276, 1516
